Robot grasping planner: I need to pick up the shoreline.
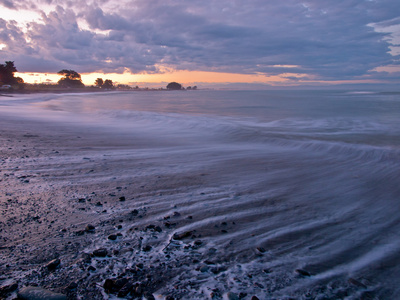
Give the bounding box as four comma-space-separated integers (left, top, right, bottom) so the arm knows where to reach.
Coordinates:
0, 91, 396, 299
0, 114, 264, 300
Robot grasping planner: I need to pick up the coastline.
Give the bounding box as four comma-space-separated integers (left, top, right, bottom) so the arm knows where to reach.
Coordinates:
0, 113, 248, 299
1, 90, 398, 299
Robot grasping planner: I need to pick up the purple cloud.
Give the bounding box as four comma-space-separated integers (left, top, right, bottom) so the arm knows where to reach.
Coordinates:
0, 0, 399, 83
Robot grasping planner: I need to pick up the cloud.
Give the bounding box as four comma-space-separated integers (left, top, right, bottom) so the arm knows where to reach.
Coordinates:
0, 0, 399, 83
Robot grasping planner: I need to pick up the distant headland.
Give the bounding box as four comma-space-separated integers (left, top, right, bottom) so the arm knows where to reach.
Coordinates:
0, 61, 197, 95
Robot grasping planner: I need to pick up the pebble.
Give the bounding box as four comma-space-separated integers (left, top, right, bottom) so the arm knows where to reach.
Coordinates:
142, 245, 152, 252
145, 292, 155, 300
85, 224, 95, 232
227, 291, 239, 300
93, 248, 108, 257
0, 282, 18, 297
119, 196, 126, 201
172, 231, 193, 240
348, 277, 367, 288
45, 258, 60, 271
256, 247, 266, 253
108, 234, 118, 240
295, 269, 311, 277
17, 286, 67, 300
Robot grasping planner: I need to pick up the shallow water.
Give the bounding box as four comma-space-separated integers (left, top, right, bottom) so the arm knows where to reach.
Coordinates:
1, 89, 400, 298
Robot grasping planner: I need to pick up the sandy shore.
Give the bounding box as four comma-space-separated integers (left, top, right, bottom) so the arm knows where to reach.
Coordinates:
0, 114, 259, 299
0, 104, 386, 299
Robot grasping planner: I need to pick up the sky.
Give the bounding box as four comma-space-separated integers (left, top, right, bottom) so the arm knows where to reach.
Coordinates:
0, 0, 399, 88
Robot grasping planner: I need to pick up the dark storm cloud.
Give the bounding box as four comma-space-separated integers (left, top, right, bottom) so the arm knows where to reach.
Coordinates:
0, 0, 399, 82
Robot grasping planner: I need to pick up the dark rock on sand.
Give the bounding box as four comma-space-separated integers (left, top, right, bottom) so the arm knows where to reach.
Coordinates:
256, 247, 266, 253
85, 224, 95, 232
227, 291, 239, 300
348, 277, 367, 288
117, 280, 135, 297
144, 292, 155, 300
17, 286, 66, 300
251, 296, 260, 300
119, 196, 126, 201
0, 282, 18, 298
67, 282, 78, 290
103, 279, 116, 293
143, 245, 152, 252
295, 269, 311, 277
45, 258, 60, 271
93, 248, 108, 257
108, 234, 118, 240
172, 231, 193, 240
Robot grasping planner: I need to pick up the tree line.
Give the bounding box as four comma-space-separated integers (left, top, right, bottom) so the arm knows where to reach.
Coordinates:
0, 61, 24, 87
1, 61, 197, 91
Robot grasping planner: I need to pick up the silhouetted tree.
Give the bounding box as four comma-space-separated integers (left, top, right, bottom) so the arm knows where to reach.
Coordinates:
103, 79, 114, 89
57, 69, 84, 88
166, 82, 182, 90
0, 61, 18, 85
95, 78, 104, 88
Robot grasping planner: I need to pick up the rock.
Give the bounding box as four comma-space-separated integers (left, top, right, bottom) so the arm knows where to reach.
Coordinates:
165, 296, 175, 300
17, 286, 67, 300
67, 282, 78, 290
131, 209, 139, 215
172, 231, 193, 240
95, 201, 103, 206
144, 292, 155, 300
45, 258, 60, 271
85, 224, 95, 232
348, 277, 367, 289
119, 196, 126, 201
0, 282, 18, 297
117, 280, 134, 297
256, 247, 266, 253
80, 253, 92, 263
251, 296, 260, 300
88, 266, 96, 271
295, 269, 311, 277
143, 245, 152, 252
197, 265, 208, 272
227, 292, 239, 300
154, 226, 162, 232
239, 292, 247, 299
194, 240, 203, 246
114, 278, 129, 291
103, 279, 116, 293
93, 248, 108, 257
108, 234, 118, 240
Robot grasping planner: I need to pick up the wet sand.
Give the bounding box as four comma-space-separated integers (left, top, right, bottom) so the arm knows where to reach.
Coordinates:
0, 101, 391, 299
0, 114, 209, 299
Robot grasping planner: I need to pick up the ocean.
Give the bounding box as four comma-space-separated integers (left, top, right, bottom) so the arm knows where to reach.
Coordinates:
1, 89, 400, 299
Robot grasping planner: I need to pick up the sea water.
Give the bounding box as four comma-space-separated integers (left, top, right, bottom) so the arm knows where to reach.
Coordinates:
1, 89, 400, 298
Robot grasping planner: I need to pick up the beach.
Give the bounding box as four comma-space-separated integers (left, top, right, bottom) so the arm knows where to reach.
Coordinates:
1, 90, 400, 299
